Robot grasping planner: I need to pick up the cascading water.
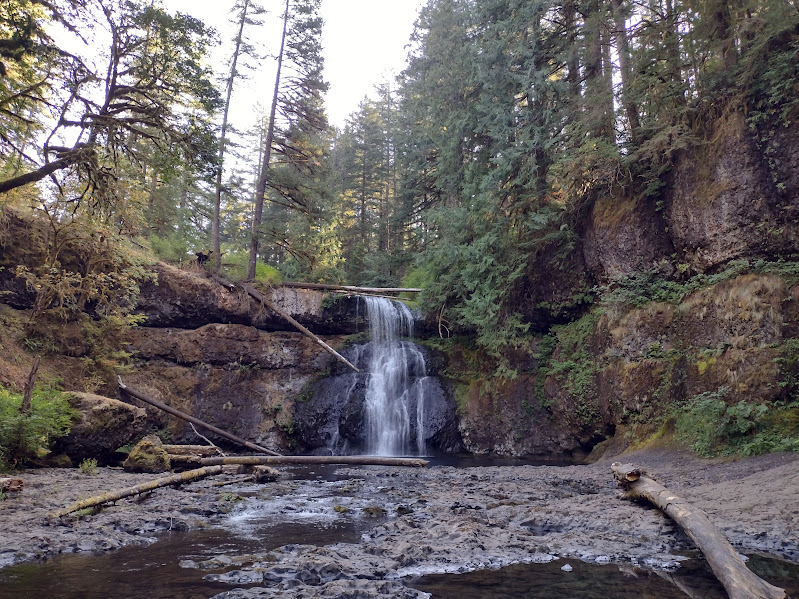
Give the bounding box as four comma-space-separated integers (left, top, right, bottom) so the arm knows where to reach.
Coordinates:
362, 296, 429, 456
295, 296, 459, 457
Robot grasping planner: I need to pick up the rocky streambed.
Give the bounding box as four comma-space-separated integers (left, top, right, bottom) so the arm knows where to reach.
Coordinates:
2, 448, 799, 598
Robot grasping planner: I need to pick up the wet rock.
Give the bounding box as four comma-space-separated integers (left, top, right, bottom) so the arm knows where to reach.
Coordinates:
207, 569, 265, 584
254, 466, 280, 483
122, 435, 170, 473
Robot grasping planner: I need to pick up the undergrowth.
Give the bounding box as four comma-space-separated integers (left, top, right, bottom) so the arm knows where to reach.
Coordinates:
600, 258, 799, 308
536, 310, 601, 423
0, 384, 78, 472
673, 387, 799, 457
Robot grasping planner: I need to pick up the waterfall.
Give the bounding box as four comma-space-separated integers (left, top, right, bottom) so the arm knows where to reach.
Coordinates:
363, 296, 429, 456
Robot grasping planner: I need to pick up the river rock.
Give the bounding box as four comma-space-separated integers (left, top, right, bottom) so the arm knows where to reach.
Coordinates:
123, 435, 170, 473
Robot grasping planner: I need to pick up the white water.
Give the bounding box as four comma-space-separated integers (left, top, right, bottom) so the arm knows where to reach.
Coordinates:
363, 297, 429, 456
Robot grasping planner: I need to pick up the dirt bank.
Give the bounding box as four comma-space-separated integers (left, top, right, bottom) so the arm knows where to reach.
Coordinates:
2, 448, 798, 597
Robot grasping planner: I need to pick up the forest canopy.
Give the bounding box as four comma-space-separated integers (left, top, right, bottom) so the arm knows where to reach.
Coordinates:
1, 0, 798, 355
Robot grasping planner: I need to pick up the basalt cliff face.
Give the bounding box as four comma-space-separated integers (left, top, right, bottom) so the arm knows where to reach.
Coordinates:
0, 112, 797, 460
449, 110, 799, 459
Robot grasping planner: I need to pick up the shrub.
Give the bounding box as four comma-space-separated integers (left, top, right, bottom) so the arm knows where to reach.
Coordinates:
79, 457, 98, 475
0, 385, 78, 472
674, 387, 799, 456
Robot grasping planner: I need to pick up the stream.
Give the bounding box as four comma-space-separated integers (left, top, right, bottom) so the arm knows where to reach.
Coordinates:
2, 462, 798, 598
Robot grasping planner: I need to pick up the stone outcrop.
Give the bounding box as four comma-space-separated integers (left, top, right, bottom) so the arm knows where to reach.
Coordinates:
135, 263, 363, 334
122, 435, 171, 473
666, 113, 799, 272
122, 323, 343, 450
453, 272, 798, 458
581, 112, 799, 281
52, 392, 147, 465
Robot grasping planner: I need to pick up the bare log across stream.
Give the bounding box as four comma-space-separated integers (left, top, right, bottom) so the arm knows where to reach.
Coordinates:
611, 462, 786, 599
48, 466, 224, 519
212, 275, 360, 374
281, 282, 421, 295
169, 455, 429, 468
118, 378, 281, 456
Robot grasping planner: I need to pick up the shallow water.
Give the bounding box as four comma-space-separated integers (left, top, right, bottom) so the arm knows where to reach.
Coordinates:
4, 538, 797, 599
2, 465, 797, 598
411, 555, 799, 599
0, 522, 366, 599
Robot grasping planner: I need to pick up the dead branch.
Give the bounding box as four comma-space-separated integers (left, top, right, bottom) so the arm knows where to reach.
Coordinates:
190, 423, 226, 456
611, 462, 786, 599
281, 282, 421, 294
161, 445, 220, 456
20, 356, 41, 415
1, 478, 23, 493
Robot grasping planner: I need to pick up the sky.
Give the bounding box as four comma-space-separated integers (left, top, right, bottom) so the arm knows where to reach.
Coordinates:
164, 0, 425, 130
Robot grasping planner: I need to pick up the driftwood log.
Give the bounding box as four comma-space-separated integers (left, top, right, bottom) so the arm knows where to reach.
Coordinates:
118, 378, 281, 456
611, 462, 786, 599
48, 466, 224, 519
169, 455, 429, 468
212, 275, 360, 374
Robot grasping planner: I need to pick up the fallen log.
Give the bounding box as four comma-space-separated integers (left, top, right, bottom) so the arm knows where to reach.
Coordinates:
48, 466, 224, 519
0, 477, 23, 493
118, 378, 281, 457
281, 282, 421, 294
162, 445, 220, 456
611, 462, 786, 599
170, 455, 429, 468
213, 275, 360, 374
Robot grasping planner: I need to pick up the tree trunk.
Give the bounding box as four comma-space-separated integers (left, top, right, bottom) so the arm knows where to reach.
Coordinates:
611, 463, 786, 599
248, 0, 289, 281
611, 0, 641, 135
117, 377, 282, 456
214, 0, 251, 273
20, 356, 41, 415
170, 455, 429, 468
48, 466, 224, 519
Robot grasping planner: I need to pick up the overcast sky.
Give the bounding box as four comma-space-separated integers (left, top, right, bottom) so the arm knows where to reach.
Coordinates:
164, 0, 424, 129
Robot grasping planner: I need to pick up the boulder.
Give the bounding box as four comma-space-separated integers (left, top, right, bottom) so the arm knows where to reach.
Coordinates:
53, 393, 147, 465
123, 435, 171, 473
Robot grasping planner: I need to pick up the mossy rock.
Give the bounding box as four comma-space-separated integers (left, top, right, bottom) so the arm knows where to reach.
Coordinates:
123, 435, 170, 473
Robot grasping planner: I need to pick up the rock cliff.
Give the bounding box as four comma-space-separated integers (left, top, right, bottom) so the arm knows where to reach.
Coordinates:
0, 109, 797, 460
